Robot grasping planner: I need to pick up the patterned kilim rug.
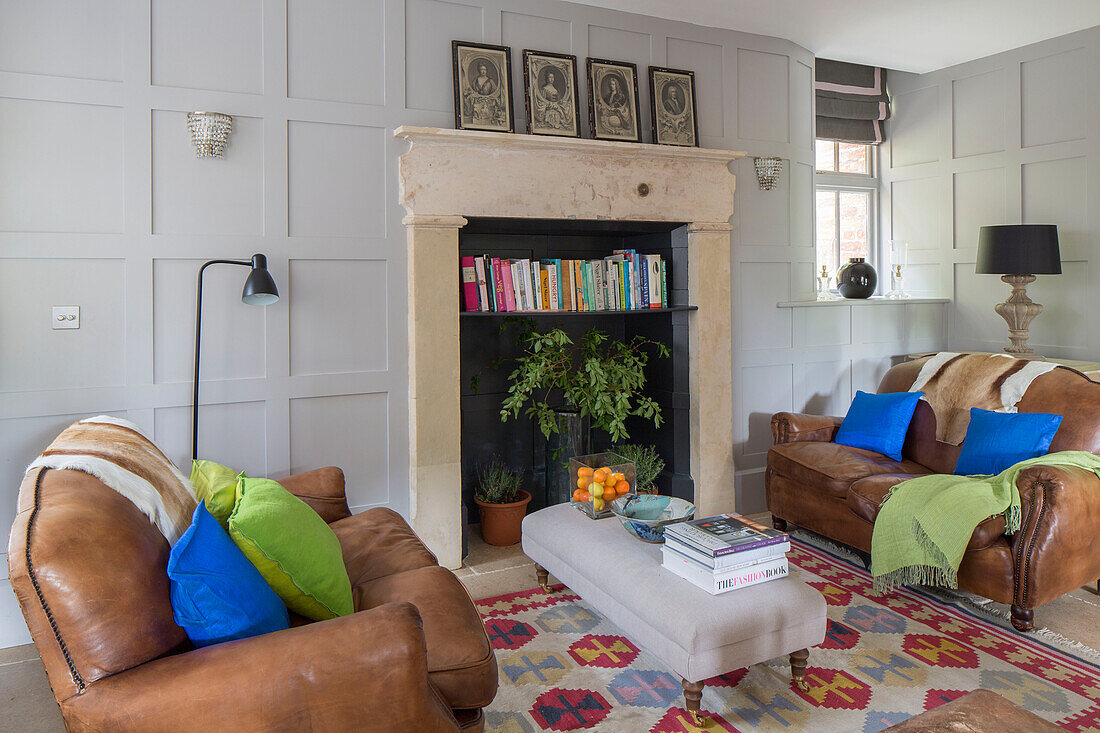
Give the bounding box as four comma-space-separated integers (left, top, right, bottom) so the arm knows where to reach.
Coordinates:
477, 537, 1100, 732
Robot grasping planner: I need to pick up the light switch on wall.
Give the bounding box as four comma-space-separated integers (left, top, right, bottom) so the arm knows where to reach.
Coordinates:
52, 306, 80, 330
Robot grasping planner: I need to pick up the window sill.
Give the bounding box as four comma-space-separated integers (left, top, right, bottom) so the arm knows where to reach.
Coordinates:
777, 297, 950, 308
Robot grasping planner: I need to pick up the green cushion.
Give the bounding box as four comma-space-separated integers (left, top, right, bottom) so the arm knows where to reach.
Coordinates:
228, 477, 353, 621
190, 460, 245, 528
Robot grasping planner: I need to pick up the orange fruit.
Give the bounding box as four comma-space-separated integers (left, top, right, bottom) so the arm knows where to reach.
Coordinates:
614, 480, 630, 494
577, 466, 594, 479
577, 476, 590, 489
593, 467, 610, 483
609, 472, 625, 484
603, 488, 617, 501
572, 488, 586, 502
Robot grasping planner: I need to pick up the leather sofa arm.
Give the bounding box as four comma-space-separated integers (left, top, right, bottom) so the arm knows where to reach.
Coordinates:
1011, 464, 1100, 610
276, 466, 352, 523
771, 412, 843, 445
60, 602, 461, 733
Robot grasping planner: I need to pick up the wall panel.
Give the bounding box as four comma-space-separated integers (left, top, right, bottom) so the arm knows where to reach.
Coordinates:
951, 68, 1005, 158
151, 0, 264, 93
287, 0, 386, 105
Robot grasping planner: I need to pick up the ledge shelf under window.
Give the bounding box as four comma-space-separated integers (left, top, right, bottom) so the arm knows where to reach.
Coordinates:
777, 297, 949, 308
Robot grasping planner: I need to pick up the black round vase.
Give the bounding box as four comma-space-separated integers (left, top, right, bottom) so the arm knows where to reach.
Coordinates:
836, 257, 877, 299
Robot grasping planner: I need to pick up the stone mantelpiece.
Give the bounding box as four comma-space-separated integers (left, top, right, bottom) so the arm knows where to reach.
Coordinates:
396, 126, 745, 569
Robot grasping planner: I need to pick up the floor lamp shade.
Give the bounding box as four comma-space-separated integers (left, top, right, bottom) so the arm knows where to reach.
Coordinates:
193, 254, 279, 460
975, 224, 1061, 275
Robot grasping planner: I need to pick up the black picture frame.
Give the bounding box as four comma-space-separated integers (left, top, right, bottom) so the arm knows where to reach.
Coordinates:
522, 50, 581, 138
649, 66, 698, 147
586, 57, 641, 143
452, 40, 514, 133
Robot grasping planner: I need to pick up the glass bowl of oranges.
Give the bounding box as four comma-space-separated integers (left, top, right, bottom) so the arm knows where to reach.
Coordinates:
570, 452, 636, 519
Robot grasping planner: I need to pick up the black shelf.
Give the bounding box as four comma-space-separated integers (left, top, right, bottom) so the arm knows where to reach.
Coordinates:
460, 306, 697, 317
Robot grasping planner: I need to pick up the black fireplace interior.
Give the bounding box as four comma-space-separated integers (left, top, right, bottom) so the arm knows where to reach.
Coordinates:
459, 217, 695, 523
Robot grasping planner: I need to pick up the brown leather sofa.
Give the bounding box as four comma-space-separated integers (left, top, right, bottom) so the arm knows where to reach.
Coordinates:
766, 357, 1100, 632
9, 464, 497, 732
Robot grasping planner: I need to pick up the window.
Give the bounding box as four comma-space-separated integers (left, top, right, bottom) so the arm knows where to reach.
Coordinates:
814, 139, 877, 277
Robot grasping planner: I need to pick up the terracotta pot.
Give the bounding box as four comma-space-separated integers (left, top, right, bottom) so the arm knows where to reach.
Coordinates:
475, 490, 532, 546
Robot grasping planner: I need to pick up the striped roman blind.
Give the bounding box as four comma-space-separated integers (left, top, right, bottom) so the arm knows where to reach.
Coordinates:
815, 59, 890, 145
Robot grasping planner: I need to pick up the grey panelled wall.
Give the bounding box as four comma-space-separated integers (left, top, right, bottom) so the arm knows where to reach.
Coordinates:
0, 0, 946, 647
880, 26, 1099, 360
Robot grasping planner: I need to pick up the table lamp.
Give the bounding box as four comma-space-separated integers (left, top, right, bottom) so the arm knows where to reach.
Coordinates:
975, 224, 1060, 356
192, 254, 279, 460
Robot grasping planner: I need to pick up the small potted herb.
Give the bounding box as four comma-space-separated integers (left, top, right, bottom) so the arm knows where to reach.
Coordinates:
613, 444, 665, 494
474, 459, 530, 546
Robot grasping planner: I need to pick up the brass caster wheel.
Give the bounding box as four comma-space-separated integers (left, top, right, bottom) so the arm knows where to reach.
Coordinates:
688, 710, 707, 727
794, 677, 810, 693
539, 582, 552, 594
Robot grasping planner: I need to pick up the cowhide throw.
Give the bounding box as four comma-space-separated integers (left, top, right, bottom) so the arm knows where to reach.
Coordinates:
908, 352, 1058, 445
27, 415, 197, 544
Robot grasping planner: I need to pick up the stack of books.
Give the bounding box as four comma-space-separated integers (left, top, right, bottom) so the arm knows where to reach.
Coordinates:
661, 514, 790, 595
460, 250, 668, 312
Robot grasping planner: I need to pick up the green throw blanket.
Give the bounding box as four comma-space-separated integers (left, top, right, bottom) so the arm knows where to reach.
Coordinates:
871, 450, 1100, 592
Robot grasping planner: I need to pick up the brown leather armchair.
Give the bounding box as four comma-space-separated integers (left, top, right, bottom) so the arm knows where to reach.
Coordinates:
766, 357, 1100, 632
9, 464, 496, 732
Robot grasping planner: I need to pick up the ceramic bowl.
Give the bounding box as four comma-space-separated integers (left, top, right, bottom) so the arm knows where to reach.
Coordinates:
609, 494, 695, 543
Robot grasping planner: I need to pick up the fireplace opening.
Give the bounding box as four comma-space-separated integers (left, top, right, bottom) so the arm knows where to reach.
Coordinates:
458, 216, 695, 528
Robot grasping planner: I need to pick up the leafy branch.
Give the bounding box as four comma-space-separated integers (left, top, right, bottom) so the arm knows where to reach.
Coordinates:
500, 325, 669, 444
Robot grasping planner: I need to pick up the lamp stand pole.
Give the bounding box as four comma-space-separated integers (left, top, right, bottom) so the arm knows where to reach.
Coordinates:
193, 259, 252, 461
995, 274, 1042, 356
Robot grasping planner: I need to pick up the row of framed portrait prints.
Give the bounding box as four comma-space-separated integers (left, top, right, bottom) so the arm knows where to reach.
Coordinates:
452, 40, 699, 147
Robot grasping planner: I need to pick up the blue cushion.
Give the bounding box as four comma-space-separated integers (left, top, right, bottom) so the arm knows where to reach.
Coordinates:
954, 408, 1063, 476
834, 390, 923, 461
168, 503, 289, 648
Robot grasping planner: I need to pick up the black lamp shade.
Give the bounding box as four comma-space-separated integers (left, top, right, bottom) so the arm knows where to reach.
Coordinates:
975, 224, 1061, 275
242, 253, 279, 305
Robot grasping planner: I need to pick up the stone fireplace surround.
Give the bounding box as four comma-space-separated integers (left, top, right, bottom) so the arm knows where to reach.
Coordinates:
396, 126, 745, 569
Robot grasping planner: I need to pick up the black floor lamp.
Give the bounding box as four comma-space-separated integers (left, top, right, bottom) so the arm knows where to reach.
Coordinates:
192, 254, 279, 461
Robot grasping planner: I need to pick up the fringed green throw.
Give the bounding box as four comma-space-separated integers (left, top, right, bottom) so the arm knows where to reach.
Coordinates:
871, 450, 1100, 592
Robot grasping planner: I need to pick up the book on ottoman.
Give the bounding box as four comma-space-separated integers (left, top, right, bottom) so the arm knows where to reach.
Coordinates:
662, 514, 790, 594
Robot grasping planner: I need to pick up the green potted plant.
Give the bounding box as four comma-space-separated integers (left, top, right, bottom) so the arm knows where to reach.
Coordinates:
613, 444, 666, 494
500, 325, 668, 504
473, 459, 530, 546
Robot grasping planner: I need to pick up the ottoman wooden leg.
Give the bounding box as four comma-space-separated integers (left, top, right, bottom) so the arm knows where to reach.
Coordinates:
535, 564, 551, 593
772, 515, 787, 531
681, 679, 705, 725
790, 648, 810, 692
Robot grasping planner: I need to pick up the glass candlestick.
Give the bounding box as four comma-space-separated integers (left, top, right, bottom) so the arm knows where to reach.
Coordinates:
887, 240, 910, 299
817, 265, 839, 301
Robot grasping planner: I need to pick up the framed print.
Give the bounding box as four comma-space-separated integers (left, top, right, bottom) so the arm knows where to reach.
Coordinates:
649, 66, 698, 146
523, 50, 581, 137
452, 40, 514, 133
586, 58, 641, 142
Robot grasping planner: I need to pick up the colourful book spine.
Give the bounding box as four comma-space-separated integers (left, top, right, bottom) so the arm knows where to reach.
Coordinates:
622, 260, 631, 310
660, 260, 668, 308
647, 256, 662, 308
474, 257, 490, 311
618, 262, 627, 310
501, 260, 516, 312
544, 260, 559, 310
575, 260, 585, 311
562, 261, 574, 310
511, 262, 523, 309
585, 260, 594, 310
531, 261, 540, 309
460, 256, 478, 312
492, 258, 506, 312
540, 268, 551, 309
607, 260, 618, 310
639, 257, 650, 308
555, 259, 564, 309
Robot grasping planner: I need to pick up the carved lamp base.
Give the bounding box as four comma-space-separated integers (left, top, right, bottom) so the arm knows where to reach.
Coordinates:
995, 274, 1043, 356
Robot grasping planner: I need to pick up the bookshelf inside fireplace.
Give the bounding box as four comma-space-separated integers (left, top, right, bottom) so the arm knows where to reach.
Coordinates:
458, 216, 694, 525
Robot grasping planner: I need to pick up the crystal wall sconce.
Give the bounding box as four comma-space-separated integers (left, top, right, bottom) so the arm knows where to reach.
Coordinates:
753, 156, 783, 190
187, 112, 233, 158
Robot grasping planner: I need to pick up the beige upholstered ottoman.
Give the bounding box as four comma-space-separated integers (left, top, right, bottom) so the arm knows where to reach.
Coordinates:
521, 503, 827, 722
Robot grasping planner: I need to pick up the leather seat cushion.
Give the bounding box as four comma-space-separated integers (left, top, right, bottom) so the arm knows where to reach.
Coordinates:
331, 507, 439, 586
768, 442, 932, 498
847, 475, 1007, 551
355, 566, 497, 710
